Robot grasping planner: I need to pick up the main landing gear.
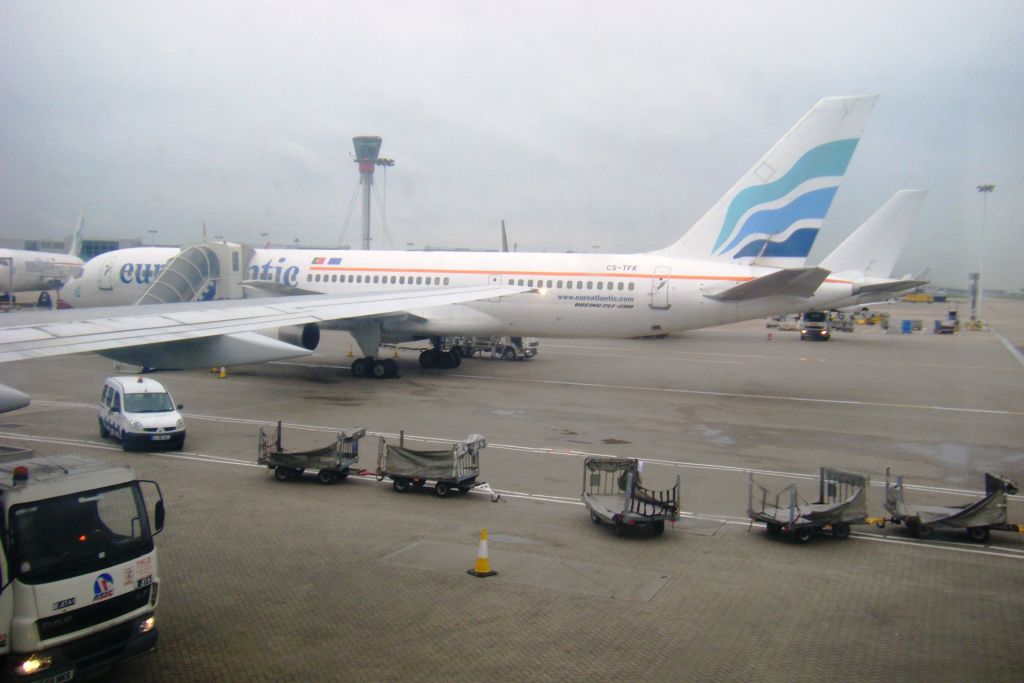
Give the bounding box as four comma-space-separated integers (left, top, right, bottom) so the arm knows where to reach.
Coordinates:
418, 348, 462, 370
350, 357, 399, 379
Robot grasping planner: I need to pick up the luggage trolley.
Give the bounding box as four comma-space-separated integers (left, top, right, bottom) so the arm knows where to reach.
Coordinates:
376, 432, 499, 501
748, 468, 869, 543
581, 457, 680, 537
884, 468, 1022, 541
257, 421, 365, 484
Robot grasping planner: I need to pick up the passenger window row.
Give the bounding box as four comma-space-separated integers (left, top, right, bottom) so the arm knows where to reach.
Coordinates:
508, 279, 636, 291
307, 273, 451, 285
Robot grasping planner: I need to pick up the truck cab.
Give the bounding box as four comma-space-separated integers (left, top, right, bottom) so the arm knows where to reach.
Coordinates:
99, 377, 186, 451
0, 451, 164, 680
800, 310, 832, 341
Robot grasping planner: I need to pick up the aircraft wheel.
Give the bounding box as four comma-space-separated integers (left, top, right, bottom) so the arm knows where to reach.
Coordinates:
371, 360, 388, 379
383, 358, 399, 378
351, 357, 370, 378
418, 350, 436, 369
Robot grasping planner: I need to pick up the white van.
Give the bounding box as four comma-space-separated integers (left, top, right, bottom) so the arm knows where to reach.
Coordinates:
99, 376, 186, 451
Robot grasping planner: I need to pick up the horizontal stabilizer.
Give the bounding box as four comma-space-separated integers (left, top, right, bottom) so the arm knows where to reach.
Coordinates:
855, 279, 929, 295
706, 267, 830, 301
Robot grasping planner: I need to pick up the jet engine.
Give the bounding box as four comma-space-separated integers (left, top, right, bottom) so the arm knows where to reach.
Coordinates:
274, 323, 321, 350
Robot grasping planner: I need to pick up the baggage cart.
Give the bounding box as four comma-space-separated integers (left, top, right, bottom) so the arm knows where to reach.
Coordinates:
748, 468, 869, 543
377, 433, 499, 500
884, 468, 1022, 541
257, 421, 365, 484
581, 457, 679, 537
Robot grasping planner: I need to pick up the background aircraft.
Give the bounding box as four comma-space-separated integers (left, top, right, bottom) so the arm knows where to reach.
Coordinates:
0, 215, 84, 304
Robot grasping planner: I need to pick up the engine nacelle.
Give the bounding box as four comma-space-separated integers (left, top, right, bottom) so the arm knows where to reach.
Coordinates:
276, 323, 321, 350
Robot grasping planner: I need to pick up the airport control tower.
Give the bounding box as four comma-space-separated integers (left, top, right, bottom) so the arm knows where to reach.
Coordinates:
353, 136, 383, 250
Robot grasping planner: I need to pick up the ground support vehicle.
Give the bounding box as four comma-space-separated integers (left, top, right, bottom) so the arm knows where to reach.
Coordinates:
883, 468, 1021, 541
258, 422, 364, 484
582, 457, 680, 537
460, 336, 539, 361
799, 310, 832, 341
830, 311, 855, 332
748, 468, 869, 543
376, 433, 498, 500
99, 376, 185, 451
0, 448, 165, 680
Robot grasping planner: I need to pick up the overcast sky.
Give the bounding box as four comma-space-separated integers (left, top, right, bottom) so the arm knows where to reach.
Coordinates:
1, 1, 1021, 289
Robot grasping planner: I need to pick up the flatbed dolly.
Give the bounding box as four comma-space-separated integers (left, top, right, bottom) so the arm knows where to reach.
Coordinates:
883, 468, 1022, 541
581, 457, 679, 537
257, 421, 365, 484
376, 432, 499, 501
748, 468, 869, 543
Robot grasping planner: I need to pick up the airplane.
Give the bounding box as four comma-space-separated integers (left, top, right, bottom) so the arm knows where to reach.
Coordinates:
49, 95, 879, 382
0, 94, 880, 411
815, 189, 929, 310
0, 215, 85, 304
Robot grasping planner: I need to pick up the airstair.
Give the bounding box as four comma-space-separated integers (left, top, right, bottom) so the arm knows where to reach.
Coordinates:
136, 242, 253, 305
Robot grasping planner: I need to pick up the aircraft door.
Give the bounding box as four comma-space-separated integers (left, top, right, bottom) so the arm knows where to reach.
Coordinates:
486, 273, 505, 302
99, 259, 114, 291
649, 266, 671, 309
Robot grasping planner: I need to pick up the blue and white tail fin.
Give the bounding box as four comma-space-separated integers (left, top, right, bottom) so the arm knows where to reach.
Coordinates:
819, 190, 927, 279
652, 96, 877, 268
69, 210, 84, 258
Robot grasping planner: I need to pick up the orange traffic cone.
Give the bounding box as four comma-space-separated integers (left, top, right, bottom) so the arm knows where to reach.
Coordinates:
467, 528, 497, 578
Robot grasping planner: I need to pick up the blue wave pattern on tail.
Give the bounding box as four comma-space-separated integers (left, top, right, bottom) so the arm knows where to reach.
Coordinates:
712, 138, 860, 257
731, 228, 819, 259
719, 187, 837, 256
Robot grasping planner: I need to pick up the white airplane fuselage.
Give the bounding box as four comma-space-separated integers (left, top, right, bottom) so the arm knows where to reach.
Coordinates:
0, 248, 84, 295
62, 247, 857, 339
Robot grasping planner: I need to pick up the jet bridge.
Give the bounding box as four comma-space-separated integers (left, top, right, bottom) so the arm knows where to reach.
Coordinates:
137, 241, 253, 305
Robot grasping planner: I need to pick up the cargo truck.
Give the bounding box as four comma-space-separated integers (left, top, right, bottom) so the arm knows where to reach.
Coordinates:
0, 449, 164, 680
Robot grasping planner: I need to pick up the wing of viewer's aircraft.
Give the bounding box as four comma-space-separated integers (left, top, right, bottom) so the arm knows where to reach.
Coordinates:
0, 283, 529, 408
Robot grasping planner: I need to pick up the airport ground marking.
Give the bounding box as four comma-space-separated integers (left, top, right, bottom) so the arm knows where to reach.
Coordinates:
449, 374, 1024, 417
25, 400, 1023, 501
992, 329, 1024, 369
2, 429, 1022, 562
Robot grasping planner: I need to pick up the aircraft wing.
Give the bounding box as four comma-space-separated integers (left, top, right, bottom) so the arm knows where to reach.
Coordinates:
0, 284, 529, 364
705, 267, 830, 301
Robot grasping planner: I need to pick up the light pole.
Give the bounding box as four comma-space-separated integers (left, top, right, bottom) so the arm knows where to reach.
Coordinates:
974, 184, 995, 324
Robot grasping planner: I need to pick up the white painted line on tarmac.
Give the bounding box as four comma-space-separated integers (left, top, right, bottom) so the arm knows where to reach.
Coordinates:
449, 374, 1024, 417
2, 429, 1021, 561
25, 400, 1021, 501
992, 329, 1024, 369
